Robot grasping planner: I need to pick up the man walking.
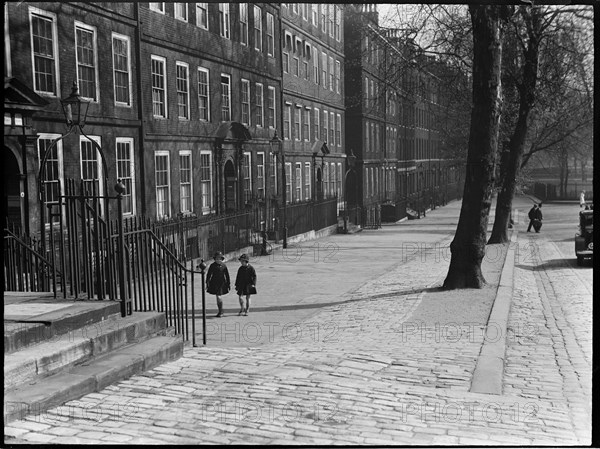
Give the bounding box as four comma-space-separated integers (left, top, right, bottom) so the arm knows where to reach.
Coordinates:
526, 203, 538, 232
580, 190, 586, 208
533, 203, 543, 233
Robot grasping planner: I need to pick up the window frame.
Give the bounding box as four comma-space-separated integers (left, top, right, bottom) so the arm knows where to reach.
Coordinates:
115, 137, 136, 216
155, 150, 171, 219
239, 3, 248, 46
220, 73, 231, 122
241, 79, 250, 126
151, 55, 167, 118
199, 151, 213, 214
176, 61, 190, 120
198, 66, 210, 121
111, 32, 132, 107
74, 21, 99, 102
37, 133, 64, 226
267, 86, 276, 129
294, 104, 302, 141
196, 3, 208, 29
266, 12, 274, 56
149, 3, 165, 14
219, 3, 230, 39
253, 5, 262, 52
29, 7, 60, 97
255, 82, 264, 127
179, 150, 193, 214
174, 3, 188, 22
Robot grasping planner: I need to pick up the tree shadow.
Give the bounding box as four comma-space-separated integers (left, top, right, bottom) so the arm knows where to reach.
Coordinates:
516, 258, 592, 271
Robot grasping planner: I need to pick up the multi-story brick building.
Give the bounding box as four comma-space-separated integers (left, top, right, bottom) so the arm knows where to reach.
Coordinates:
280, 3, 346, 213
344, 4, 463, 224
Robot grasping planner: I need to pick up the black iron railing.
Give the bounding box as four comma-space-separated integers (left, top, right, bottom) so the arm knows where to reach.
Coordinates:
3, 229, 55, 292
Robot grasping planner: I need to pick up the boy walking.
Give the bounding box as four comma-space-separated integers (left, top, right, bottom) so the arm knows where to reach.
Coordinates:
235, 254, 256, 316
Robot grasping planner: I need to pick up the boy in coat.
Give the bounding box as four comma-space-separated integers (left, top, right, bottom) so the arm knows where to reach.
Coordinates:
206, 251, 230, 317
235, 254, 257, 316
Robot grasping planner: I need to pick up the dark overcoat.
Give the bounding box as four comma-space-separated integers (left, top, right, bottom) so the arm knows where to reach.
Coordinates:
235, 264, 257, 296
206, 262, 230, 295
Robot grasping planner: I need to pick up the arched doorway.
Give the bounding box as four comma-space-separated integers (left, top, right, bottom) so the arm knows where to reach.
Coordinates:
4, 147, 23, 228
224, 159, 237, 212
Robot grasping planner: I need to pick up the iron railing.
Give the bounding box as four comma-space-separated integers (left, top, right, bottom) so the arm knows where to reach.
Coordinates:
3, 229, 55, 292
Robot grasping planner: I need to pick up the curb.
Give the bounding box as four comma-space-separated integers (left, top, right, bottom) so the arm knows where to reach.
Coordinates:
469, 230, 517, 395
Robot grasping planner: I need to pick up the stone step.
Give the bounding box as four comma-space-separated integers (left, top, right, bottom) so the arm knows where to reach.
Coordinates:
4, 312, 167, 391
4, 335, 183, 424
4, 301, 122, 354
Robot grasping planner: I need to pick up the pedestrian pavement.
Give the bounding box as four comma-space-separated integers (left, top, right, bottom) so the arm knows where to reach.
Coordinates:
4, 195, 592, 445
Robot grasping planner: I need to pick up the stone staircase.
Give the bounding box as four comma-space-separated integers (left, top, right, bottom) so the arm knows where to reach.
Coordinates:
4, 293, 183, 424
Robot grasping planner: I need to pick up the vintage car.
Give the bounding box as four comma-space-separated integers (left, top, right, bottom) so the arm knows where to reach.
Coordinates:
575, 209, 593, 265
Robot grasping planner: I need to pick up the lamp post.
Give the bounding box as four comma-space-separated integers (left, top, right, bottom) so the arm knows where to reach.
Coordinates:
270, 131, 287, 248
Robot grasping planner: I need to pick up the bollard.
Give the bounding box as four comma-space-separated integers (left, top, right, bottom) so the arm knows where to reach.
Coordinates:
197, 258, 207, 345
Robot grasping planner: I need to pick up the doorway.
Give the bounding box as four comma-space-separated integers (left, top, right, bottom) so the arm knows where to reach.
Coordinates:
4, 147, 23, 229
224, 160, 237, 212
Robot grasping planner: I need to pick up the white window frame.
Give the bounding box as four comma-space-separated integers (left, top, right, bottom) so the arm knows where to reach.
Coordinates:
220, 73, 231, 122
266, 12, 274, 56
253, 5, 262, 52
335, 60, 341, 94
284, 103, 291, 140
270, 152, 278, 196
320, 5, 326, 32
283, 52, 289, 73
199, 151, 213, 214
179, 150, 193, 214
321, 51, 327, 89
257, 152, 265, 200
155, 150, 171, 219
174, 3, 188, 22
329, 111, 335, 147
293, 56, 299, 77
255, 82, 264, 127
303, 107, 310, 142
149, 3, 165, 14
115, 137, 136, 216
219, 3, 230, 39
29, 7, 60, 97
285, 162, 292, 204
313, 107, 320, 141
322, 109, 328, 143
239, 3, 248, 46
5, 3, 11, 77
336, 113, 342, 147
176, 61, 190, 120
312, 46, 319, 84
112, 32, 132, 107
335, 6, 341, 41
196, 3, 208, 29
80, 135, 105, 212
295, 162, 303, 202
267, 86, 276, 128
74, 21, 99, 102
328, 55, 334, 92
241, 79, 250, 126
312, 4, 318, 26
151, 55, 167, 118
198, 67, 210, 122
304, 162, 311, 200
294, 105, 302, 141
243, 152, 252, 203
37, 133, 64, 226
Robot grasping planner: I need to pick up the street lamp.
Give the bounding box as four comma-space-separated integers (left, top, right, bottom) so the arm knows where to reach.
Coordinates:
60, 81, 91, 129
344, 150, 358, 231
270, 131, 287, 248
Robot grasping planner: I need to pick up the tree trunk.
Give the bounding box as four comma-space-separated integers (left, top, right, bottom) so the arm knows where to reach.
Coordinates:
443, 5, 509, 290
489, 8, 540, 244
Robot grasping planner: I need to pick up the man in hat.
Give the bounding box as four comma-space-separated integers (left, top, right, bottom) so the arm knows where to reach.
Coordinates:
206, 251, 230, 317
235, 254, 257, 316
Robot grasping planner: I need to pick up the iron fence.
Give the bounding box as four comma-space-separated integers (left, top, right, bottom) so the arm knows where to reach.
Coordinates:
3, 229, 54, 292
284, 197, 338, 237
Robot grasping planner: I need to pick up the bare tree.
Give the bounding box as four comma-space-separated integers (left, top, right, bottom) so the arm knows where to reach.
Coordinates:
442, 4, 512, 289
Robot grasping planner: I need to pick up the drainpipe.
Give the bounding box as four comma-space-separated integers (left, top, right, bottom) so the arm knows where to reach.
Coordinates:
134, 3, 147, 215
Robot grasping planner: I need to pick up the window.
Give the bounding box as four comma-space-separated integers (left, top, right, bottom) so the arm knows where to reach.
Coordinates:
30, 7, 60, 95
329, 111, 335, 146
293, 57, 299, 77
176, 62, 190, 120
239, 3, 248, 45
243, 152, 252, 202
219, 3, 230, 39
302, 4, 308, 21
266, 13, 274, 56
175, 3, 187, 21
112, 33, 131, 106
270, 152, 278, 195
200, 152, 212, 214
220, 74, 231, 121
149, 3, 164, 13
336, 114, 342, 147
116, 138, 135, 215
304, 162, 311, 200
267, 86, 276, 128
312, 4, 318, 26
303, 108, 310, 141
257, 153, 265, 199
335, 60, 341, 94
241, 79, 250, 125
328, 56, 334, 92
283, 52, 289, 73
313, 47, 319, 84
151, 56, 167, 118
313, 107, 320, 141
179, 151, 192, 213
285, 163, 292, 204
303, 60, 309, 81
75, 22, 98, 101
198, 67, 210, 121
334, 6, 341, 41
323, 163, 329, 197
155, 151, 170, 219
320, 5, 326, 32
292, 4, 298, 15
196, 3, 208, 29
322, 109, 328, 142
321, 52, 327, 89
330, 163, 337, 198
253, 6, 262, 51
294, 105, 301, 141
295, 163, 302, 202
337, 163, 343, 200
284, 103, 291, 140
328, 5, 334, 38
80, 136, 104, 211
255, 83, 264, 127
38, 134, 63, 224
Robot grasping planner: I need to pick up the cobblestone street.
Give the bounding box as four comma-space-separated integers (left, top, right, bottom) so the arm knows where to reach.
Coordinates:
4, 197, 592, 445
